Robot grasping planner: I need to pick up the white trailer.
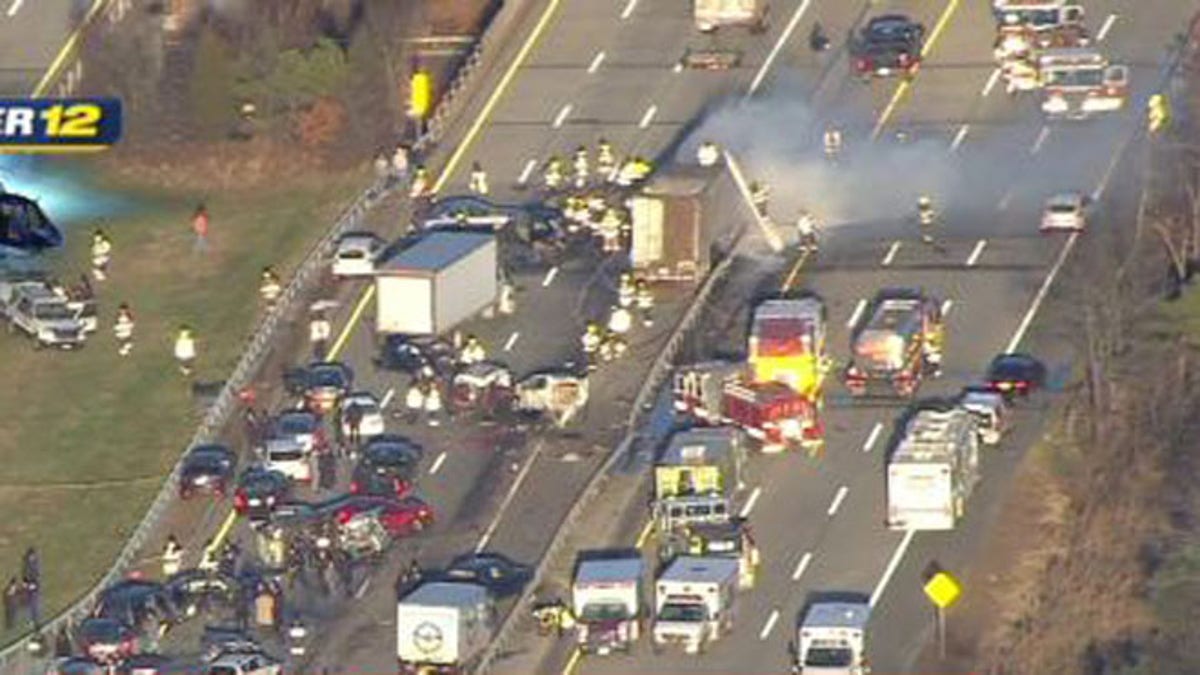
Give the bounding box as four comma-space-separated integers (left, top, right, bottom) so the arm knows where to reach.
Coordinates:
396, 582, 494, 673
652, 556, 738, 655
375, 231, 497, 336
572, 557, 645, 655
793, 601, 870, 674
886, 408, 980, 531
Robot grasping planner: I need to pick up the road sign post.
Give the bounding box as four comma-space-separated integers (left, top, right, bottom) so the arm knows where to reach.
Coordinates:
922, 569, 963, 660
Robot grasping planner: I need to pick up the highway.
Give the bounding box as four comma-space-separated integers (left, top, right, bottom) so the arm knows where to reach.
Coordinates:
0, 0, 87, 95
540, 0, 1196, 673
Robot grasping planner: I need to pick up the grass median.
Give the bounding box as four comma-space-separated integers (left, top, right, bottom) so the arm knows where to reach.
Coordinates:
0, 162, 370, 645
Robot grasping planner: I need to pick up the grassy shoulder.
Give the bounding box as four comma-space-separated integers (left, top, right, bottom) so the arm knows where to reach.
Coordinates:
0, 162, 369, 643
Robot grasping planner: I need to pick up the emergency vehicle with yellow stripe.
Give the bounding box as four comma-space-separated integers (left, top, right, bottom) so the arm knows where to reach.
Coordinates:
843, 288, 944, 398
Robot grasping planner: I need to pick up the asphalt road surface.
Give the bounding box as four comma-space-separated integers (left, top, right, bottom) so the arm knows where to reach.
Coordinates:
548, 0, 1196, 674
0, 0, 80, 95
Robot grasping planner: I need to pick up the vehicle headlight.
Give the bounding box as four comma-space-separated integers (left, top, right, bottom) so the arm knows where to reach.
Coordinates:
1044, 96, 1068, 112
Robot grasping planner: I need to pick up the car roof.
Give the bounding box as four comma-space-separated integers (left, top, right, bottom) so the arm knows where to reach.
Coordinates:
1047, 192, 1083, 206
343, 391, 379, 405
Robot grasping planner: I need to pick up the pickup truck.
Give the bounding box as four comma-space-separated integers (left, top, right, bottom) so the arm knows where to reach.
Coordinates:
851, 14, 925, 79
0, 279, 88, 349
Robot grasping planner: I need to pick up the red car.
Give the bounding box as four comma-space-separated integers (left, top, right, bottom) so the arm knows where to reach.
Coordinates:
333, 495, 434, 536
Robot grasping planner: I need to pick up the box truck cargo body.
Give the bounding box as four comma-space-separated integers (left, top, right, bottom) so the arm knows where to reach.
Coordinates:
396, 582, 494, 672
629, 165, 741, 282
375, 231, 498, 336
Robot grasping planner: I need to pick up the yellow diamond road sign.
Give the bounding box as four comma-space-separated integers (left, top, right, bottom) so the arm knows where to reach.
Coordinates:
923, 571, 963, 609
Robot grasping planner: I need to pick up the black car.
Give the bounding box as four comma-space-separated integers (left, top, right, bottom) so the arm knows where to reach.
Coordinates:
376, 335, 456, 375
179, 444, 238, 499
95, 579, 178, 629
351, 436, 423, 497
851, 14, 925, 79
443, 552, 532, 598
234, 467, 293, 521
304, 361, 355, 414
985, 353, 1047, 399
0, 190, 63, 258
164, 570, 237, 617
77, 617, 138, 664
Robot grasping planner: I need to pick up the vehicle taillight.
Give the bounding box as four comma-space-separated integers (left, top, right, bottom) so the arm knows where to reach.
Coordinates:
898, 52, 909, 65
856, 57, 871, 72
396, 479, 412, 497
350, 480, 361, 494
233, 491, 248, 512
336, 509, 353, 525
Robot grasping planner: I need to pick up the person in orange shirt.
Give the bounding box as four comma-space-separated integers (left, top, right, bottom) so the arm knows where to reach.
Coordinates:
192, 204, 209, 253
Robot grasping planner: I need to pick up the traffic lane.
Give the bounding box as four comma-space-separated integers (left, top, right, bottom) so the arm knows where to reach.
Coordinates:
0, 0, 73, 72
1082, 0, 1192, 67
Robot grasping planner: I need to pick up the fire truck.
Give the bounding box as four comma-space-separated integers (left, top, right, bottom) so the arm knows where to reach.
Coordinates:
673, 361, 745, 425
843, 288, 944, 398
992, 0, 1084, 31
993, 1, 1089, 93
748, 298, 826, 397
1039, 48, 1128, 118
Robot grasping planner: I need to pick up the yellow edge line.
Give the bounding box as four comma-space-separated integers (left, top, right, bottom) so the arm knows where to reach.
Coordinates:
31, 0, 110, 98
634, 520, 654, 549
207, 510, 238, 553
0, 145, 109, 153
562, 646, 582, 675
432, 0, 564, 193
870, 0, 962, 139
328, 284, 376, 360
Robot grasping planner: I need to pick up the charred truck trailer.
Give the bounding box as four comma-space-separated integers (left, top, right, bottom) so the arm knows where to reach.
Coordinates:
628, 165, 743, 283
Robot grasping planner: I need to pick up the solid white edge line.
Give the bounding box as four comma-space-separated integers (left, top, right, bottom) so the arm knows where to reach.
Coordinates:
747, 0, 813, 97
846, 299, 867, 329
881, 241, 901, 266
758, 609, 781, 640
429, 451, 448, 475
504, 332, 520, 351
950, 124, 969, 151
552, 103, 573, 128
638, 104, 658, 129
966, 239, 987, 266
476, 441, 544, 552
941, 299, 953, 316
870, 529, 916, 608
380, 388, 395, 410
1097, 13, 1117, 42
517, 159, 537, 185
739, 486, 763, 518
827, 486, 849, 516
1030, 125, 1050, 154
542, 266, 559, 287
1005, 233, 1078, 353
981, 68, 1001, 97
6, 0, 24, 17
862, 422, 883, 453
587, 50, 606, 74
791, 552, 813, 581
619, 0, 638, 20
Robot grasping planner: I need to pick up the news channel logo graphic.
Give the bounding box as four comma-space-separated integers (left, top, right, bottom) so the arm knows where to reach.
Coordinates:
0, 98, 122, 153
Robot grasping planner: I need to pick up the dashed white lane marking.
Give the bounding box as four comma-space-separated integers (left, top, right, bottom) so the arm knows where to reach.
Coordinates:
846, 299, 867, 329
981, 68, 1001, 97
758, 609, 781, 640
619, 0, 638, 20
1006, 233, 1078, 353
997, 189, 1014, 211
355, 577, 371, 599
882, 241, 901, 266
504, 332, 520, 351
542, 266, 559, 287
638, 104, 658, 129
6, 0, 24, 17
739, 486, 763, 518
862, 422, 884, 453
941, 299, 953, 316
429, 451, 448, 475
552, 103, 573, 128
827, 486, 849, 516
380, 388, 395, 409
870, 529, 916, 607
517, 159, 537, 186
475, 441, 544, 552
673, 61, 684, 73
1097, 13, 1117, 41
747, 0, 813, 96
587, 50, 606, 74
966, 239, 987, 266
950, 124, 969, 151
791, 552, 813, 581
1030, 125, 1050, 154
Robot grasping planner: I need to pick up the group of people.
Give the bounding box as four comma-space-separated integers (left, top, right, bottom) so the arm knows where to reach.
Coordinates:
3, 548, 40, 632
581, 272, 656, 367
402, 332, 493, 426
540, 140, 653, 192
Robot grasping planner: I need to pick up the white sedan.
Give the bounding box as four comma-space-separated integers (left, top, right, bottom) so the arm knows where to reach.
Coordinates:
332, 233, 385, 277
1040, 192, 1090, 232
340, 391, 386, 439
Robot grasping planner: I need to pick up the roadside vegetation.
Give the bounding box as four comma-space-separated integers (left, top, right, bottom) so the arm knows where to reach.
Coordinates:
937, 33, 1200, 674
0, 0, 490, 644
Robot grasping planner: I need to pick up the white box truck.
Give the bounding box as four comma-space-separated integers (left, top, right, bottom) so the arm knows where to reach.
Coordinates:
793, 601, 870, 674
572, 557, 645, 655
375, 231, 498, 336
652, 556, 738, 655
886, 408, 980, 531
396, 582, 494, 674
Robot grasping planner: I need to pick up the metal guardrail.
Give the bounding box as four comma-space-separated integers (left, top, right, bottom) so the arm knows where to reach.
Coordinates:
0, 0, 513, 663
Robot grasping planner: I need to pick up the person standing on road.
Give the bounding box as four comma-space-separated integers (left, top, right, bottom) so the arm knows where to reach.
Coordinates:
174, 325, 197, 377
344, 401, 364, 449
162, 535, 183, 578
309, 308, 331, 360
22, 547, 39, 627
392, 144, 410, 181
192, 204, 210, 253
3, 577, 19, 630
635, 279, 654, 327
90, 229, 113, 281
113, 303, 135, 357
468, 162, 489, 195
424, 382, 444, 427
259, 267, 283, 310
404, 381, 425, 425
